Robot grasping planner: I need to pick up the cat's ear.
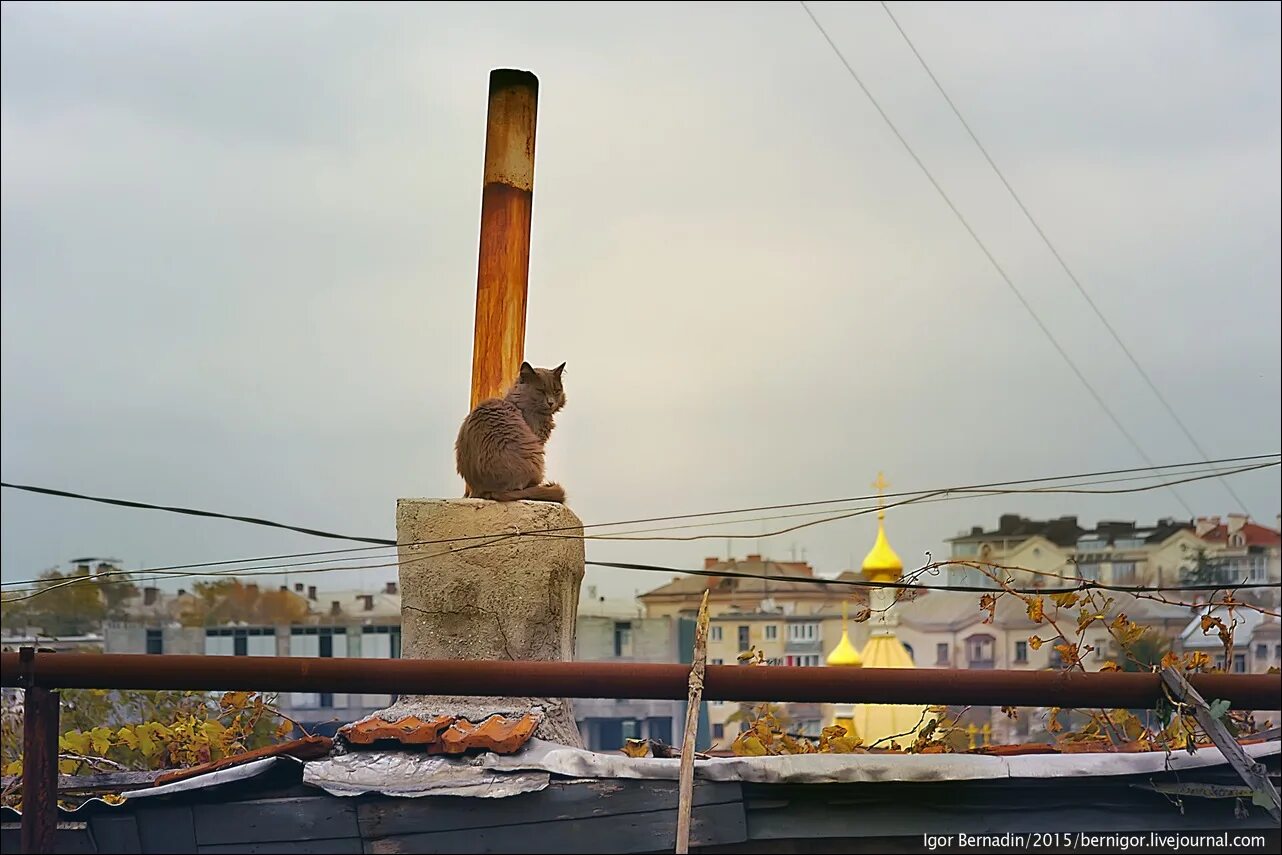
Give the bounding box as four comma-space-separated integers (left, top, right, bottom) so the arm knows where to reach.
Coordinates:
519, 361, 537, 383
553, 362, 566, 379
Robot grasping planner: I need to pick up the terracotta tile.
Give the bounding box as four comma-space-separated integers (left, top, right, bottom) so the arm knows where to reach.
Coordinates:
340, 714, 453, 745
340, 712, 537, 755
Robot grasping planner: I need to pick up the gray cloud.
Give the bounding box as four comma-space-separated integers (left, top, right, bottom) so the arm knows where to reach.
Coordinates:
3, 1, 1278, 596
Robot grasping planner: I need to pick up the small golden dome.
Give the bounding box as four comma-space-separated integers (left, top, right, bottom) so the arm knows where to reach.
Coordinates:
861, 518, 904, 582
826, 629, 863, 667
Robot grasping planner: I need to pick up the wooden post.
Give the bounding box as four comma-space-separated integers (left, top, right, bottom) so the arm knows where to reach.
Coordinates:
470, 69, 538, 409
675, 591, 710, 854
19, 648, 59, 855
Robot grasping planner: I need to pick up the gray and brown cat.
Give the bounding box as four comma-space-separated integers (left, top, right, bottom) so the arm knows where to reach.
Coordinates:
455, 361, 568, 503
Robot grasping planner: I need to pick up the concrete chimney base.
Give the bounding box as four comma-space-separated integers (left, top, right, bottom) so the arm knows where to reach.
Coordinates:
378, 498, 585, 747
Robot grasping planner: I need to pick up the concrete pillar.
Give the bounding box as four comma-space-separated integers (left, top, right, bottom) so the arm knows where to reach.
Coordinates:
379, 498, 585, 746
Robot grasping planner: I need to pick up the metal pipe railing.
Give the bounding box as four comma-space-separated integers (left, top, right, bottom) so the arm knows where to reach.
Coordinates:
4, 651, 1279, 709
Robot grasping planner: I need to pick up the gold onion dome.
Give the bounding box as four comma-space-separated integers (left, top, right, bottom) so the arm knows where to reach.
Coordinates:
825, 602, 863, 667
861, 518, 903, 583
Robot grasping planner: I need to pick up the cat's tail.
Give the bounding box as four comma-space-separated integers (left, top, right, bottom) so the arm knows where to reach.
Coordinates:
476, 483, 567, 504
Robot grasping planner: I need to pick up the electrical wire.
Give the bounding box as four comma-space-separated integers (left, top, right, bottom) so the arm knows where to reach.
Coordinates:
2, 456, 1275, 595
877, 0, 1257, 518
797, 0, 1198, 515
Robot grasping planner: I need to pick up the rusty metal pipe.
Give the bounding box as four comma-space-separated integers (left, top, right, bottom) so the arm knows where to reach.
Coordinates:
470, 68, 538, 409
3, 652, 1278, 710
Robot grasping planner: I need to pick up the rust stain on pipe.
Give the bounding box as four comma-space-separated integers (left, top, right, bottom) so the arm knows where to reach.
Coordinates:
3, 653, 1278, 711
470, 69, 538, 409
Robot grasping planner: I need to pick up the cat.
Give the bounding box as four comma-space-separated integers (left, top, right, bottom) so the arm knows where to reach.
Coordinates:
455, 361, 568, 503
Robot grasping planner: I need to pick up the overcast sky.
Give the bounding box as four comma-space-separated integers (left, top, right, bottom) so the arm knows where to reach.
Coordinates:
2, 1, 1279, 599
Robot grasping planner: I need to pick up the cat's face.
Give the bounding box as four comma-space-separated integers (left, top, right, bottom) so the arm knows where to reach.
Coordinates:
518, 361, 567, 412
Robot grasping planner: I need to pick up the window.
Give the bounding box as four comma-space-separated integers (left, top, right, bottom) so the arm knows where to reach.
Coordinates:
787, 623, 819, 642
935, 643, 950, 666
765, 625, 778, 641
621, 719, 641, 741
953, 543, 979, 557
1049, 639, 1067, 668
1229, 533, 1246, 548
785, 654, 820, 667
711, 658, 724, 666
1014, 641, 1028, 663
737, 625, 750, 650
1232, 654, 1247, 673
145, 629, 163, 655
206, 627, 277, 657
614, 622, 633, 658
1257, 644, 1269, 661
1094, 639, 1109, 661
1075, 563, 1102, 582
713, 723, 725, 740
319, 693, 334, 708
290, 627, 348, 657
1112, 562, 1137, 584
965, 634, 995, 668
362, 625, 402, 659
710, 625, 723, 642
903, 643, 914, 663
1276, 644, 1281, 661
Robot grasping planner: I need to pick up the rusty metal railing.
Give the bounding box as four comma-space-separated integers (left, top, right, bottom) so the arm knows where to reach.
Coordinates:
4, 649, 1280, 854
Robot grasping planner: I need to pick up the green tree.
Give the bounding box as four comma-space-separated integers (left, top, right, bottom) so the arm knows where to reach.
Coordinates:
1178, 546, 1232, 587
1, 567, 137, 637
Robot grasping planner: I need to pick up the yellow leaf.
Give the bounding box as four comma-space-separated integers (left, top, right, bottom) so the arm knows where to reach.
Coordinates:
1028, 635, 1044, 650
733, 734, 768, 756
1099, 660, 1121, 672
274, 720, 294, 741
102, 794, 125, 805
1047, 707, 1063, 734
220, 691, 250, 710
1026, 596, 1045, 623
3, 759, 23, 776
58, 759, 77, 775
827, 735, 863, 753
60, 731, 90, 756
621, 738, 650, 758
1051, 591, 1079, 608
1160, 651, 1180, 670
90, 726, 114, 755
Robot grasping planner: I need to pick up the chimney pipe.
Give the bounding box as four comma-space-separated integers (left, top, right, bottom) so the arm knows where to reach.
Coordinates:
330, 600, 342, 616
143, 587, 159, 606
385, 581, 398, 595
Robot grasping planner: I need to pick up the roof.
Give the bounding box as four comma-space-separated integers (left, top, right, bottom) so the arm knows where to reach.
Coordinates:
9, 739, 1276, 854
1180, 604, 1269, 649
1198, 521, 1282, 549
638, 556, 844, 600
949, 515, 1203, 549
948, 514, 1085, 547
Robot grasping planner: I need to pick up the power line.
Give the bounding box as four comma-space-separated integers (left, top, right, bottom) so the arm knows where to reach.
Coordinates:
876, 0, 1255, 518
2, 455, 1276, 592
4, 543, 1276, 605
0, 482, 389, 545
4, 454, 1275, 564
584, 559, 1280, 597
2, 461, 1277, 602
797, 1, 1196, 515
